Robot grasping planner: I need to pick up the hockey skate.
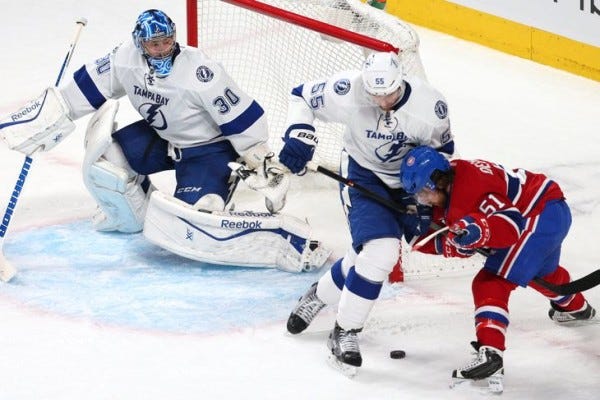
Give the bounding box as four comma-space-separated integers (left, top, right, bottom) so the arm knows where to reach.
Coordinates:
450, 345, 504, 394
549, 301, 596, 325
327, 322, 362, 378
287, 282, 326, 334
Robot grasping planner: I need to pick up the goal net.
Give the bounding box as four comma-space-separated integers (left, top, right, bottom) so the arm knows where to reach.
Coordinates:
186, 0, 484, 279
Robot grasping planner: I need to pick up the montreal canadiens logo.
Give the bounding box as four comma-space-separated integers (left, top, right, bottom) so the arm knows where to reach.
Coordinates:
333, 79, 351, 95
196, 66, 214, 82
406, 155, 416, 166
434, 100, 448, 119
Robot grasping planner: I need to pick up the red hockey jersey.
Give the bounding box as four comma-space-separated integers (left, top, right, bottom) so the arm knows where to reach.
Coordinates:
421, 159, 564, 252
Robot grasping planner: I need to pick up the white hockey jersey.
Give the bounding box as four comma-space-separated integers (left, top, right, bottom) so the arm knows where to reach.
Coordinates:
285, 70, 453, 188
59, 40, 268, 153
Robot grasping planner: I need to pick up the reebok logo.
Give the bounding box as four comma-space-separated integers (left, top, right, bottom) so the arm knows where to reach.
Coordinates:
220, 219, 263, 229
11, 101, 42, 121
230, 210, 272, 218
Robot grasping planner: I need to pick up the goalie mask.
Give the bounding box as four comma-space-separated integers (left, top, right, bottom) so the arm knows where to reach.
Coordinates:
362, 51, 404, 97
400, 146, 450, 194
132, 9, 177, 78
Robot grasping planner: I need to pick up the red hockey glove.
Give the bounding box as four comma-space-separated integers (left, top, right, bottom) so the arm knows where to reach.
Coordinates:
434, 235, 475, 258
448, 213, 491, 249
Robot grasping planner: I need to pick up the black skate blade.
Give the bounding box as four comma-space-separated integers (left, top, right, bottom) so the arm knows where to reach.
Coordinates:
450, 373, 504, 395
327, 354, 358, 378
554, 318, 599, 327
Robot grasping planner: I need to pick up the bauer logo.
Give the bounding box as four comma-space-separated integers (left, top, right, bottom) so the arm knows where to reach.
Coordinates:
220, 219, 263, 229
196, 66, 214, 82
434, 100, 448, 119
333, 79, 351, 95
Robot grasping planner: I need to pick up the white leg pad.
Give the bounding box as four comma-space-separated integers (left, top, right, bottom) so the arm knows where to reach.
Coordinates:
87, 161, 151, 233
82, 99, 152, 233
143, 191, 331, 272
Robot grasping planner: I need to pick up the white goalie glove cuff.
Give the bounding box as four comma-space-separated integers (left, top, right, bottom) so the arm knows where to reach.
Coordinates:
0, 87, 76, 155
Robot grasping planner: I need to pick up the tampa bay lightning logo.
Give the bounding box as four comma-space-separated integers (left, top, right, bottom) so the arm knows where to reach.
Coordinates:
333, 79, 351, 95
375, 135, 409, 163
139, 103, 168, 130
196, 65, 214, 82
434, 100, 448, 119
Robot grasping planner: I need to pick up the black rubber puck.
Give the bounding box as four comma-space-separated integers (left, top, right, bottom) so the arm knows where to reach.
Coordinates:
390, 350, 406, 359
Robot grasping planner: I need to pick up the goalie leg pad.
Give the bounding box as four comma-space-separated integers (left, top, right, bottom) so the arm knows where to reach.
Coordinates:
86, 161, 152, 233
82, 100, 153, 233
143, 191, 330, 272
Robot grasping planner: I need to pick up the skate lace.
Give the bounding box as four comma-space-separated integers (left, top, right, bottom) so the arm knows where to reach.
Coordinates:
338, 330, 360, 353
296, 295, 325, 322
460, 349, 488, 371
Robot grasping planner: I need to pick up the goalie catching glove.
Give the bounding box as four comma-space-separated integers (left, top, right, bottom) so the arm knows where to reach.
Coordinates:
0, 87, 75, 155
229, 153, 290, 214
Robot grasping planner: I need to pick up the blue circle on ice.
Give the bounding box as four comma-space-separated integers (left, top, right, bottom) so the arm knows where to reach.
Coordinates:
1, 221, 400, 334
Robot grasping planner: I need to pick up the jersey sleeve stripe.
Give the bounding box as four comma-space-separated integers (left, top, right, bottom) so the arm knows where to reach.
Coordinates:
505, 171, 523, 204
73, 65, 106, 110
218, 100, 264, 136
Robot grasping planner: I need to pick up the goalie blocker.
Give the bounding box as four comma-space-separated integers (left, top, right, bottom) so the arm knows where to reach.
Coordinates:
0, 87, 76, 155
144, 191, 331, 273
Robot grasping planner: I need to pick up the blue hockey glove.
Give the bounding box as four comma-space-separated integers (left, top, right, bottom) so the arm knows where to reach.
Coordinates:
278, 128, 318, 174
448, 213, 490, 249
401, 205, 433, 240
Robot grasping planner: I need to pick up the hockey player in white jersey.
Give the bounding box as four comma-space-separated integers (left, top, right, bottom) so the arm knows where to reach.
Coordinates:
0, 9, 328, 273
280, 51, 455, 372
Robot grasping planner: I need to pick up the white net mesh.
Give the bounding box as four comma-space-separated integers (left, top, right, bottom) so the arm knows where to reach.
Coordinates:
195, 0, 425, 170
192, 0, 482, 279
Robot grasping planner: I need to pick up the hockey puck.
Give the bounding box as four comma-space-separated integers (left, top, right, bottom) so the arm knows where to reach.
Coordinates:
390, 350, 406, 359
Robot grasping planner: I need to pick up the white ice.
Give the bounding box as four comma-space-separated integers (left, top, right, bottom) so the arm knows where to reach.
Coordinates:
0, 1, 599, 399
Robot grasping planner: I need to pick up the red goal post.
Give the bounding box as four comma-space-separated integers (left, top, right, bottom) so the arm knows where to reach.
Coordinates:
187, 0, 399, 53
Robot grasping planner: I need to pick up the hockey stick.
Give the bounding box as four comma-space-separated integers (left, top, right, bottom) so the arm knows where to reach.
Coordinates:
307, 162, 600, 296
411, 226, 449, 252
306, 161, 407, 213
0, 17, 87, 283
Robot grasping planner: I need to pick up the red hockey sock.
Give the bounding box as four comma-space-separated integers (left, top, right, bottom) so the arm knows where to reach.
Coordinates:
529, 266, 586, 311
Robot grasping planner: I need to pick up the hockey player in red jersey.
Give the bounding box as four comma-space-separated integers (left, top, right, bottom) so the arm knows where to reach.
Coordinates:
400, 145, 596, 392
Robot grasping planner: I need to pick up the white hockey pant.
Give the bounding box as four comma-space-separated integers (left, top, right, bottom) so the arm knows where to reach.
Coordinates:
143, 191, 330, 272
82, 100, 153, 233
336, 238, 401, 330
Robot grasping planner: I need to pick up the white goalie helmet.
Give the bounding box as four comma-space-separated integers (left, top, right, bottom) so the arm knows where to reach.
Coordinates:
362, 51, 404, 96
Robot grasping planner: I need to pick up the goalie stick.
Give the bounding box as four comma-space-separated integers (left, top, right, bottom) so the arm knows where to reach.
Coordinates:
307, 162, 600, 296
0, 17, 87, 283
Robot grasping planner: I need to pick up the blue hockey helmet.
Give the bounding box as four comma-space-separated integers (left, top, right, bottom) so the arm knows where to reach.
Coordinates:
132, 9, 177, 77
400, 146, 450, 194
